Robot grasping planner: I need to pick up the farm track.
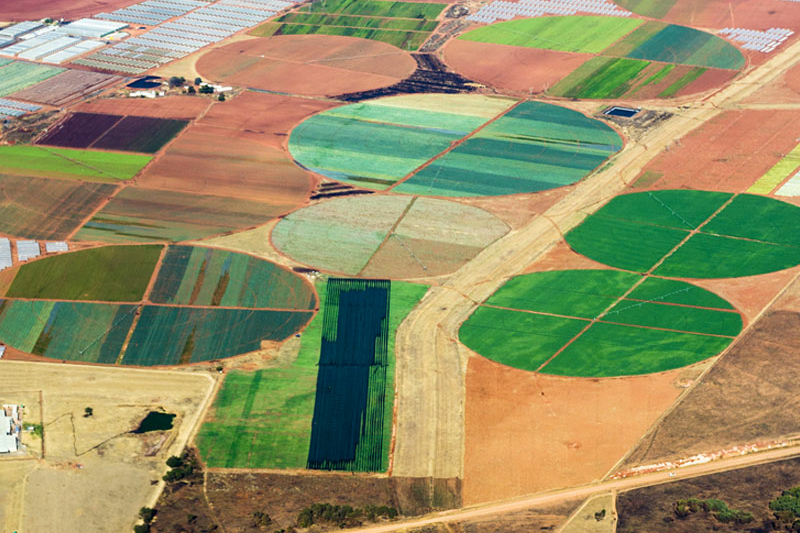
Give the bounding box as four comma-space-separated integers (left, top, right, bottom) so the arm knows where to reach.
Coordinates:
391, 35, 800, 481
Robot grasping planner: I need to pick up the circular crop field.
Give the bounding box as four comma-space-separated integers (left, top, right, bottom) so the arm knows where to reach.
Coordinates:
460, 269, 742, 377
289, 94, 623, 197
445, 16, 743, 98
0, 244, 315, 366
271, 194, 509, 278
566, 190, 800, 278
196, 34, 417, 97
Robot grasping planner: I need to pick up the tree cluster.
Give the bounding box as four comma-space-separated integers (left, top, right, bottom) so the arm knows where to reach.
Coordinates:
296, 503, 398, 529
673, 498, 753, 524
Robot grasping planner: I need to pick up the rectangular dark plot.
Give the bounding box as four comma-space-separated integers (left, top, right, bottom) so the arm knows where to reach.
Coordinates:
91, 116, 189, 153
307, 278, 391, 472
37, 112, 123, 149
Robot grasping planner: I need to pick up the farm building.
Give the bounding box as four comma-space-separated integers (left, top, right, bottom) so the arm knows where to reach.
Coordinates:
0, 404, 20, 454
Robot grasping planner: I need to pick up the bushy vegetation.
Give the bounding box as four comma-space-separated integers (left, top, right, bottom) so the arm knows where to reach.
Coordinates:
673, 498, 753, 524
770, 486, 800, 529
163, 450, 200, 483
296, 502, 398, 529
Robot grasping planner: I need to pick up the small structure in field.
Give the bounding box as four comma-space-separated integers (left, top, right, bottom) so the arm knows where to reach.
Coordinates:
0, 404, 21, 454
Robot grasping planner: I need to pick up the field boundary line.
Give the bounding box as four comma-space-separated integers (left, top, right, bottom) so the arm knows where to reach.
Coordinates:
384, 98, 523, 192
357, 196, 416, 277
63, 183, 125, 241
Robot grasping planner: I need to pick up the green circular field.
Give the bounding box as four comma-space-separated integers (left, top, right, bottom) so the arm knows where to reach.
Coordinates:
288, 94, 623, 197
459, 269, 741, 377
0, 244, 315, 366
566, 191, 800, 278
271, 194, 509, 278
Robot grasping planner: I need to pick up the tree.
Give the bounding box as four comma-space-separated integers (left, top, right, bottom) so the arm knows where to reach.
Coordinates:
218, 93, 226, 102
166, 455, 183, 468
194, 77, 202, 85
133, 525, 150, 533
187, 86, 196, 94
139, 507, 156, 524
168, 76, 185, 88
84, 407, 93, 418
198, 84, 214, 94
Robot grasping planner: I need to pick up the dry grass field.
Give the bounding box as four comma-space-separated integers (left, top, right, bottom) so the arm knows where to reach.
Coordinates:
0, 361, 215, 533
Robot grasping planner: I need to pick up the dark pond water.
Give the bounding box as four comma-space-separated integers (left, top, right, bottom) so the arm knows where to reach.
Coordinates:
132, 411, 176, 433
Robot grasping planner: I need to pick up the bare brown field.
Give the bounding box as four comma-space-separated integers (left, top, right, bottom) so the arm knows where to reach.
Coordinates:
663, 0, 800, 35
0, 360, 215, 533
462, 355, 689, 505
631, 109, 800, 192
77, 95, 213, 120
443, 40, 590, 94
455, 186, 571, 230
617, 456, 800, 533
196, 34, 416, 97
620, 309, 800, 470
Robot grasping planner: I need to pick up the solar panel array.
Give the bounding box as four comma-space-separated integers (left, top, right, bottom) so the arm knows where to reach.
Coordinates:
96, 0, 206, 27
0, 98, 41, 120
16, 241, 40, 263
44, 39, 106, 64
77, 0, 295, 74
60, 18, 128, 38
0, 21, 118, 64
0, 239, 11, 271
466, 0, 631, 23
718, 27, 794, 53
0, 21, 44, 40
45, 242, 70, 253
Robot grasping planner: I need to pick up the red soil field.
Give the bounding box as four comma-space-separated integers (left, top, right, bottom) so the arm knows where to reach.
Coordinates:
740, 62, 800, 104
522, 240, 613, 274
137, 91, 328, 203
663, 0, 800, 33
0, 0, 139, 21
631, 109, 800, 192
196, 35, 417, 97
11, 70, 121, 106
691, 264, 800, 322
457, 187, 571, 229
462, 355, 685, 504
77, 96, 213, 120
196, 90, 337, 150
443, 40, 590, 94
674, 67, 738, 98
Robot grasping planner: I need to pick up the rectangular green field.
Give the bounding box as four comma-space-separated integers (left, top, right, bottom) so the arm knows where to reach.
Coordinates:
603, 21, 669, 56
0, 61, 64, 96
459, 306, 587, 372
602, 300, 742, 336
485, 269, 639, 318
0, 174, 117, 240
0, 146, 151, 182
626, 277, 734, 310
655, 233, 800, 279
658, 67, 706, 97
273, 23, 430, 50
277, 12, 439, 31
565, 215, 689, 273
196, 280, 428, 469
299, 0, 446, 18
747, 144, 800, 194
6, 245, 162, 302
149, 245, 316, 310
543, 322, 734, 377
550, 57, 651, 99
459, 16, 643, 54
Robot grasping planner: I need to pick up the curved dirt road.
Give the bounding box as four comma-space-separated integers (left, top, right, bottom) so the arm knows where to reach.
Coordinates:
391, 38, 800, 481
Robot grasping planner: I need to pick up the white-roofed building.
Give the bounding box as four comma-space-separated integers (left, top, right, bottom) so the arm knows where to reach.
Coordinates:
0, 405, 20, 454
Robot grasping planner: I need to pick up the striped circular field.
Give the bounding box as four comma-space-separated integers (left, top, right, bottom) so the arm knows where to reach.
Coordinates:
288, 94, 623, 197
271, 195, 510, 278
565, 190, 800, 278
446, 16, 744, 99
459, 269, 742, 377
0, 244, 316, 366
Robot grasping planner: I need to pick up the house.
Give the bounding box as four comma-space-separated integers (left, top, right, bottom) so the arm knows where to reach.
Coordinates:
0, 404, 20, 454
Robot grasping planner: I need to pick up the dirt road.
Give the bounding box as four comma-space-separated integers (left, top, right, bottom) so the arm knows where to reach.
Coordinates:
390, 37, 800, 480
357, 443, 800, 532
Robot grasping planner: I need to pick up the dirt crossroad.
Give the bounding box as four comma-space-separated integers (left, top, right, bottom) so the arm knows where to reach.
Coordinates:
390, 37, 800, 481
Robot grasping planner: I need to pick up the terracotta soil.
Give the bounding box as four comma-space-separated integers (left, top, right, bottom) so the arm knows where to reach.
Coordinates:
690, 264, 800, 322
663, 0, 800, 34
136, 92, 327, 203
455, 187, 571, 230
462, 354, 686, 505
77, 96, 214, 120
0, 0, 140, 21
522, 240, 616, 274
196, 34, 417, 97
673, 67, 739, 98
196, 90, 338, 150
443, 39, 591, 94
631, 109, 800, 192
